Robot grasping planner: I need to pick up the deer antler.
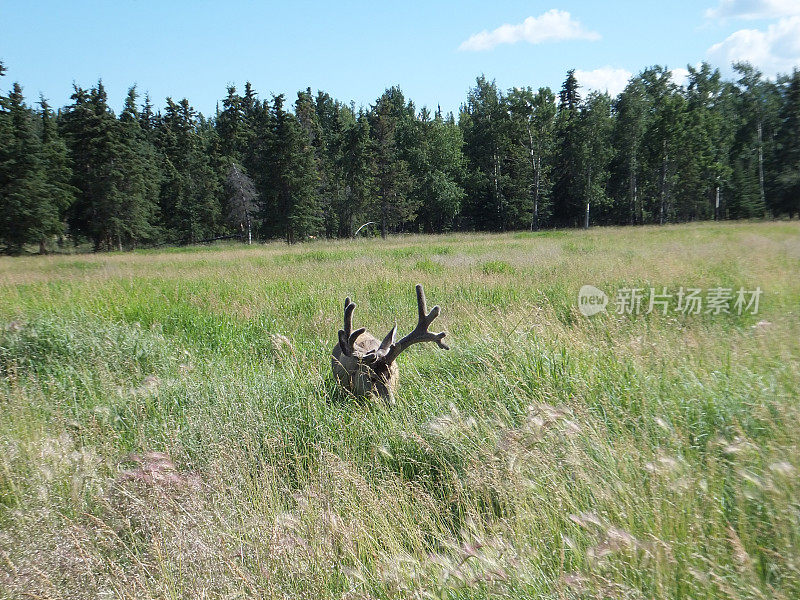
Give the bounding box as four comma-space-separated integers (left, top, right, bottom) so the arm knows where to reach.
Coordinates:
338, 297, 366, 357
379, 284, 449, 365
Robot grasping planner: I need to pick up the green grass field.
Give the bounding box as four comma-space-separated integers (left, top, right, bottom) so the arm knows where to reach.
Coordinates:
1, 221, 799, 599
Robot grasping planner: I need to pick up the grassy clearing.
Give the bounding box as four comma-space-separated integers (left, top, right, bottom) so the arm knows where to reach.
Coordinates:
1, 221, 799, 599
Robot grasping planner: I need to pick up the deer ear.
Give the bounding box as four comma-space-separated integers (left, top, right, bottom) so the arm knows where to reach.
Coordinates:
338, 330, 351, 356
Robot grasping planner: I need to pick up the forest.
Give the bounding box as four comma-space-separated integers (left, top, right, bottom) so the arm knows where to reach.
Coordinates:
1, 58, 799, 253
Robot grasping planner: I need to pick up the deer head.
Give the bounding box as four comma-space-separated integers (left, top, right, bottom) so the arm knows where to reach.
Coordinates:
331, 284, 449, 401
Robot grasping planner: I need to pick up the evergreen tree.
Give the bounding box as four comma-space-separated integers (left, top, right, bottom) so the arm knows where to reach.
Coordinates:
60, 81, 136, 250
610, 76, 649, 224
217, 85, 245, 161
369, 87, 414, 237
501, 91, 534, 230
410, 108, 465, 233
676, 64, 734, 221
242, 82, 258, 120
577, 92, 614, 227
139, 92, 157, 136
313, 91, 347, 236
551, 70, 583, 226
728, 63, 777, 218
37, 97, 76, 249
640, 66, 685, 224
337, 108, 373, 237
0, 66, 11, 212
459, 76, 510, 230
774, 69, 800, 218
238, 90, 272, 224
261, 94, 321, 243
115, 86, 161, 247
0, 84, 72, 253
295, 88, 330, 233
157, 98, 223, 243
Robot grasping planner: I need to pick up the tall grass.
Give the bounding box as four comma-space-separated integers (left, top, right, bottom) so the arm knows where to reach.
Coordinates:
1, 221, 798, 599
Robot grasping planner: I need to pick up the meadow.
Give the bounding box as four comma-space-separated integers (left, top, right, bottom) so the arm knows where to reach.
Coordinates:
1, 221, 799, 599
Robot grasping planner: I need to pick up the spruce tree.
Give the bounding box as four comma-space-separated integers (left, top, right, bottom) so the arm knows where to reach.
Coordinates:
577, 92, 614, 227
37, 97, 76, 248
139, 92, 158, 137
60, 81, 127, 250
0, 84, 72, 253
551, 70, 583, 226
0, 67, 15, 248
774, 69, 800, 218
157, 98, 222, 243
369, 88, 414, 237
459, 76, 510, 230
295, 88, 329, 233
640, 66, 685, 224
313, 91, 347, 236
728, 63, 776, 218
410, 108, 465, 233
111, 86, 162, 247
337, 108, 373, 237
261, 94, 321, 243
239, 94, 273, 230
217, 85, 245, 161
609, 77, 649, 224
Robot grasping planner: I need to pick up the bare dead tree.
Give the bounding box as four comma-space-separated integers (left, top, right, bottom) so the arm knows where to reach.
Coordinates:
331, 284, 449, 401
226, 163, 259, 244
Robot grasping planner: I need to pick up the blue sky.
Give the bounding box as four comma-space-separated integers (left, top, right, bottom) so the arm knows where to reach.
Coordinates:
1, 0, 799, 116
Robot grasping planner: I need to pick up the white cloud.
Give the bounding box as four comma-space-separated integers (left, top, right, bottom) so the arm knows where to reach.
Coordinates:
707, 16, 800, 76
670, 67, 691, 87
574, 67, 632, 97
705, 0, 800, 20
458, 10, 600, 52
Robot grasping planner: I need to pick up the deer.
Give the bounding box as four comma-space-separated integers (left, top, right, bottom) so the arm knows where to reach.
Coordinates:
332, 284, 449, 401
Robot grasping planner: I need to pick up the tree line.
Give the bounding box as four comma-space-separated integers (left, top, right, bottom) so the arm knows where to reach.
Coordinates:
1, 59, 799, 253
